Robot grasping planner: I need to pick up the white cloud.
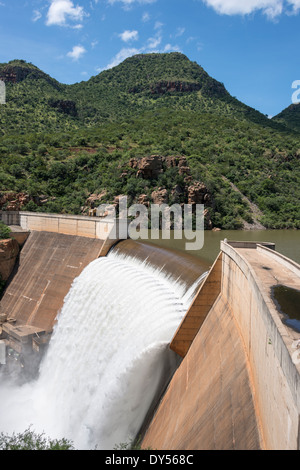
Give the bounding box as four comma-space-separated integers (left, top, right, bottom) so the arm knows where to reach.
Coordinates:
32, 9, 42, 22
288, 0, 300, 11
107, 0, 156, 10
104, 47, 141, 69
46, 0, 86, 26
142, 12, 150, 22
103, 40, 182, 71
67, 45, 87, 60
174, 27, 185, 38
147, 34, 162, 49
102, 13, 180, 71
154, 21, 164, 30
163, 43, 182, 53
145, 21, 164, 50
202, 0, 300, 18
108, 0, 156, 5
119, 30, 139, 42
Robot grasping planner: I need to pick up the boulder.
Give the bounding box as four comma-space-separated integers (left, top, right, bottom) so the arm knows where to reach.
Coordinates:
137, 194, 150, 208
151, 188, 169, 205
137, 155, 164, 179
188, 182, 209, 205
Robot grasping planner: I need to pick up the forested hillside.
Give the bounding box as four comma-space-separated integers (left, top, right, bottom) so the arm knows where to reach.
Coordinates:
272, 103, 300, 133
0, 53, 299, 230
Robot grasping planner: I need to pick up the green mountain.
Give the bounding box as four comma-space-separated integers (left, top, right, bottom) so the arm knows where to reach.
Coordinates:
0, 59, 77, 135
272, 103, 300, 132
0, 53, 287, 134
67, 52, 278, 128
0, 52, 300, 230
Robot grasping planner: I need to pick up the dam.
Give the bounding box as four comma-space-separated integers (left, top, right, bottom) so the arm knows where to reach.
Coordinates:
0, 211, 300, 450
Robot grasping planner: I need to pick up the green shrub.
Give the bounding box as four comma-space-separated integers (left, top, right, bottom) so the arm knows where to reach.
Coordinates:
0, 427, 74, 451
0, 222, 11, 240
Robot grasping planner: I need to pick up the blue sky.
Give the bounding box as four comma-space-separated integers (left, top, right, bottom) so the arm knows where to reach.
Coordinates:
1, 0, 300, 116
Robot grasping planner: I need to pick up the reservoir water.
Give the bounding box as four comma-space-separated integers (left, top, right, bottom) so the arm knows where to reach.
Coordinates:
146, 229, 300, 265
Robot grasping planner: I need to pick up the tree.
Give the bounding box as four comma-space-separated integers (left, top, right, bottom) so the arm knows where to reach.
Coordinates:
0, 222, 11, 240
0, 427, 74, 451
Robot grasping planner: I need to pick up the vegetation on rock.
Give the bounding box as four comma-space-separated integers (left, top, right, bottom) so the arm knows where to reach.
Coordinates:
0, 222, 11, 240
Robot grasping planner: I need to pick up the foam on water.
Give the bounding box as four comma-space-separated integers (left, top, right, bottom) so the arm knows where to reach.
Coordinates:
0, 251, 206, 449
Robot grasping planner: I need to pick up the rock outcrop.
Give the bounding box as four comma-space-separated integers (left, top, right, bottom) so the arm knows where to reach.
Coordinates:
188, 182, 211, 205
0, 192, 55, 211
129, 155, 191, 180
48, 99, 78, 117
0, 65, 33, 84
0, 192, 30, 211
132, 155, 164, 179
85, 154, 214, 229
0, 238, 19, 281
0, 63, 62, 91
151, 188, 169, 205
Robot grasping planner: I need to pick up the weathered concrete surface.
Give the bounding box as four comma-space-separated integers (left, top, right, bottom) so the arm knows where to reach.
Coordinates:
1, 211, 129, 257
0, 231, 104, 332
142, 292, 263, 450
9, 225, 30, 246
0, 238, 19, 281
229, 244, 300, 451
19, 212, 111, 239
170, 253, 222, 357
142, 241, 300, 451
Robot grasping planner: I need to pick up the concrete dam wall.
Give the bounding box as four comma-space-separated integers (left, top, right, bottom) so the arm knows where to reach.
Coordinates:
0, 231, 104, 366
1, 210, 300, 450
142, 241, 300, 450
0, 211, 124, 370
0, 212, 208, 375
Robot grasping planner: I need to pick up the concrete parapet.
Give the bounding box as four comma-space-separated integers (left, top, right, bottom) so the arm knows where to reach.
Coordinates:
0, 211, 20, 226
18, 211, 113, 240
256, 243, 300, 277
226, 240, 276, 250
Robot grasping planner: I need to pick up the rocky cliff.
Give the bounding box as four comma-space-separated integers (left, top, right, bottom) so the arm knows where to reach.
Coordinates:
0, 192, 55, 211
0, 238, 19, 282
48, 98, 78, 117
0, 62, 62, 90
84, 155, 214, 229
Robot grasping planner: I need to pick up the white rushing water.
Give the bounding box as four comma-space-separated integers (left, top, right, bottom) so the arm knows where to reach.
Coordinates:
0, 250, 206, 450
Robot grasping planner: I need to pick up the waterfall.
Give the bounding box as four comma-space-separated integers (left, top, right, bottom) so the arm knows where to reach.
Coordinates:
0, 248, 206, 450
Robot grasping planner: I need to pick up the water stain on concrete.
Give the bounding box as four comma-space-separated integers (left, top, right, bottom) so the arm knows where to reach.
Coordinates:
272, 285, 300, 333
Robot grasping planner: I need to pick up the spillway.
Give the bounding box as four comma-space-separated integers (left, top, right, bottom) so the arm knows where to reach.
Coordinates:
0, 240, 207, 450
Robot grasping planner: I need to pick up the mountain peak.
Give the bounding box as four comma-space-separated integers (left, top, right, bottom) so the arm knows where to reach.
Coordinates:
272, 102, 300, 132
0, 60, 61, 89
92, 51, 229, 101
